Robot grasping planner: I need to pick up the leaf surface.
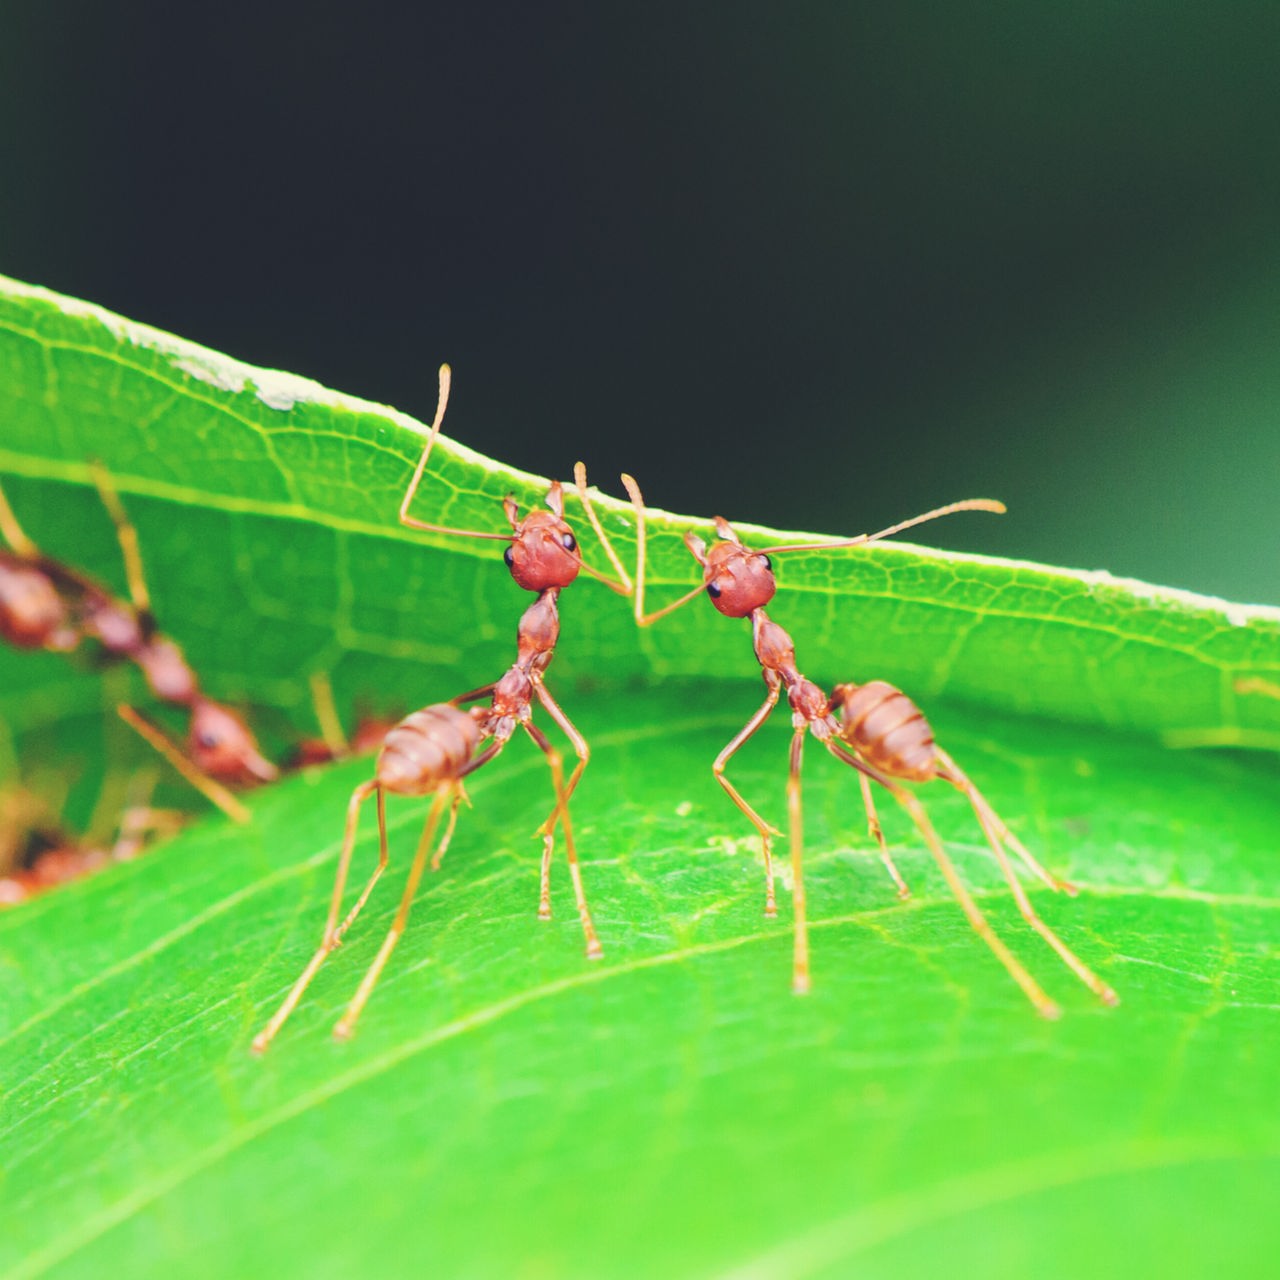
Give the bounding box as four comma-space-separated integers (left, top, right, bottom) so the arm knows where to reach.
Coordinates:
0, 277, 1277, 1279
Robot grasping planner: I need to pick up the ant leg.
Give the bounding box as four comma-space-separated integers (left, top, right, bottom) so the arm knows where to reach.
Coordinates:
619, 473, 713, 626
429, 787, 467, 871
937, 754, 1117, 1006
856, 770, 911, 899
787, 728, 810, 994
570, 463, 634, 596
524, 720, 603, 959
308, 670, 350, 759
429, 737, 505, 875
825, 741, 1061, 1019
397, 364, 511, 544
449, 682, 498, 707
252, 780, 380, 1053
714, 681, 783, 917
90, 462, 153, 617
531, 680, 588, 845
333, 783, 455, 1040
935, 749, 1074, 895
117, 704, 250, 824
0, 477, 39, 557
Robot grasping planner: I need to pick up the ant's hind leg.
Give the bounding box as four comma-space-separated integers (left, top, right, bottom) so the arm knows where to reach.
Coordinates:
856, 770, 910, 899
935, 749, 1074, 895
252, 780, 381, 1054
429, 786, 467, 872
825, 741, 1062, 1019
938, 754, 1117, 1007
333, 784, 455, 1040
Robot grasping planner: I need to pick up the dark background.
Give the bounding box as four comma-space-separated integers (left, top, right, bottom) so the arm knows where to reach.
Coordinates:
3, 5, 1278, 602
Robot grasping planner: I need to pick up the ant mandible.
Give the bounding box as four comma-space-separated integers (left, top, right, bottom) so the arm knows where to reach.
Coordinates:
621, 476, 1118, 1018
0, 468, 276, 822
252, 365, 635, 1051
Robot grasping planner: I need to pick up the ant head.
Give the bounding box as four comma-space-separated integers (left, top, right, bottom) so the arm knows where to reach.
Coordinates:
686, 521, 777, 618
187, 699, 278, 784
501, 484, 581, 592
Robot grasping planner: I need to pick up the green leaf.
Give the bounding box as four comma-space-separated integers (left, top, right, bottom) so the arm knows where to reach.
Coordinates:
1, 274, 1278, 750
1, 276, 1278, 1279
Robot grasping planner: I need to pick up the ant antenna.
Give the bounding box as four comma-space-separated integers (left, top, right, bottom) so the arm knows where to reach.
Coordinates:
619, 474, 707, 625
398, 363, 511, 543
757, 499, 1006, 556
570, 463, 634, 597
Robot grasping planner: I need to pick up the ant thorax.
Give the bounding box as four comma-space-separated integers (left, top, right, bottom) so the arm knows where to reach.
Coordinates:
482, 665, 536, 742
135, 635, 199, 704
78, 590, 145, 655
751, 611, 797, 678
516, 591, 560, 672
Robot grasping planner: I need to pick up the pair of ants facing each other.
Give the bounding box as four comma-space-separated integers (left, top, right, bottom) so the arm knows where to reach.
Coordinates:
253, 365, 1119, 1054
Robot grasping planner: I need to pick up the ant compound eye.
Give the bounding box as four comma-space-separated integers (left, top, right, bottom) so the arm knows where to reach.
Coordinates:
503, 546, 515, 568
706, 582, 722, 599
758, 554, 772, 570
561, 532, 577, 552
197, 730, 221, 750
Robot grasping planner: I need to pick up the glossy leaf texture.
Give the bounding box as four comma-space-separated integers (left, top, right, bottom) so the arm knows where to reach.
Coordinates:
1, 274, 1278, 750
1, 276, 1278, 1279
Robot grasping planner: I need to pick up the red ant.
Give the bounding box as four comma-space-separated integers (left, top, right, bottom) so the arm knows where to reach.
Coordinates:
622, 477, 1118, 1018
0, 468, 276, 822
0, 775, 184, 906
252, 365, 633, 1051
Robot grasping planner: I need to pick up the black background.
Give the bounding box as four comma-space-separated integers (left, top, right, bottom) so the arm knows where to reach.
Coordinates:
4, 5, 1278, 601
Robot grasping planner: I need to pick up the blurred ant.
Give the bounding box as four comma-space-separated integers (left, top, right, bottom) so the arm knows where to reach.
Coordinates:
0, 468, 276, 822
285, 672, 403, 768
622, 476, 1117, 1018
0, 774, 183, 906
253, 365, 633, 1050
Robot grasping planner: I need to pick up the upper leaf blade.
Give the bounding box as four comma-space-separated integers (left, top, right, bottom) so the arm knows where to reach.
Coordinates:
1, 271, 1278, 748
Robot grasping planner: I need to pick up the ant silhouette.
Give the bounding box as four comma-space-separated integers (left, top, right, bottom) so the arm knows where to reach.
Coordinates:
252, 365, 634, 1050
621, 476, 1118, 1018
0, 468, 276, 822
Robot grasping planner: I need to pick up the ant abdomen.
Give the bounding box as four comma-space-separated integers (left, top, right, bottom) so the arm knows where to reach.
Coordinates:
832, 680, 937, 782
375, 704, 481, 797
